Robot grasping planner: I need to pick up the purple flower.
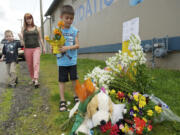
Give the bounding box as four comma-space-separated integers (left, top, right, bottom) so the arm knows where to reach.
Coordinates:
133, 92, 139, 96
101, 87, 106, 93
139, 110, 143, 116
130, 109, 134, 116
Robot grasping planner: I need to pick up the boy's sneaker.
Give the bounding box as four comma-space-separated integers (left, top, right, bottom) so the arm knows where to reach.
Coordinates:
8, 84, 16, 88
8, 84, 11, 87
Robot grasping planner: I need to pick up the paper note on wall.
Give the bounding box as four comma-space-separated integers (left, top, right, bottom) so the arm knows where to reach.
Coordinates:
122, 17, 139, 56
122, 17, 139, 42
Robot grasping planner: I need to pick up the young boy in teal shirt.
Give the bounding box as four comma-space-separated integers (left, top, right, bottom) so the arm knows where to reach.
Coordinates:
57, 5, 79, 111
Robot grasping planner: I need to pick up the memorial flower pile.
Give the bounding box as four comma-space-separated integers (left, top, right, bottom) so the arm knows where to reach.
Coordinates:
79, 35, 163, 134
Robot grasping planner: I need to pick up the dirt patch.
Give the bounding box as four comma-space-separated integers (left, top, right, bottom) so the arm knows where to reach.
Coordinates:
0, 62, 50, 135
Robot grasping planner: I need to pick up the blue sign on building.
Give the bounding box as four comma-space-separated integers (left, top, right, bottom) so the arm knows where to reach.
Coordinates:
129, 0, 144, 6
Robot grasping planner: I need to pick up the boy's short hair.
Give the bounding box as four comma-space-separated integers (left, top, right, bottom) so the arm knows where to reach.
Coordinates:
4, 30, 13, 36
61, 5, 74, 16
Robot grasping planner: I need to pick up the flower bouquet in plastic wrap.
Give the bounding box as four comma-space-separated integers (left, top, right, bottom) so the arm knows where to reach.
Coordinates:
45, 21, 65, 54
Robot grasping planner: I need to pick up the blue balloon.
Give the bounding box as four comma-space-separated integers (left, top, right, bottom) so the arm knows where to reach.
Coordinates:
129, 0, 144, 6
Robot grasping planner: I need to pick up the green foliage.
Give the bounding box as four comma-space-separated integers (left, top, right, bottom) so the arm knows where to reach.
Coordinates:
131, 64, 154, 94
109, 74, 136, 93
109, 64, 154, 94
54, 34, 61, 40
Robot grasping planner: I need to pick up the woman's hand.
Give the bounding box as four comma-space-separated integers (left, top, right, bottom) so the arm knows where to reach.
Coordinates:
18, 33, 22, 39
18, 33, 25, 47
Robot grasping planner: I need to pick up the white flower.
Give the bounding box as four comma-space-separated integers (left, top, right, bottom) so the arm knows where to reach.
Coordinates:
105, 34, 146, 72
67, 101, 71, 106
85, 35, 146, 92
84, 67, 113, 91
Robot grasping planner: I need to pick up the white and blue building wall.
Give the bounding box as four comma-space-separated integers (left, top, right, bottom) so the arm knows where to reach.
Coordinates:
44, 0, 180, 69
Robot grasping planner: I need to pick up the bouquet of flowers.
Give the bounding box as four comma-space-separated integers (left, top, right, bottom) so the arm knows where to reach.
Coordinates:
45, 21, 66, 54
108, 89, 163, 135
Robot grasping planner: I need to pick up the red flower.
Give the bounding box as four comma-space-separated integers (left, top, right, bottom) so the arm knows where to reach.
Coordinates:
129, 127, 134, 132
100, 122, 119, 135
100, 121, 111, 133
134, 117, 146, 134
110, 124, 119, 135
117, 91, 125, 99
148, 125, 153, 131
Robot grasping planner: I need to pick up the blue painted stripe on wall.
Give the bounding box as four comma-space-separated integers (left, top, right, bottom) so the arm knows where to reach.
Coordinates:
78, 36, 180, 54
78, 43, 122, 54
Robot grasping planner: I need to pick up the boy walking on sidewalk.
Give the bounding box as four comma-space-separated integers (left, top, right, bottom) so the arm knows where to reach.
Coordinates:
0, 30, 22, 88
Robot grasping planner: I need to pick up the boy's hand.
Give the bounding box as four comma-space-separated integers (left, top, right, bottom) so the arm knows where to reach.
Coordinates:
42, 46, 46, 54
0, 58, 3, 62
50, 46, 53, 54
60, 46, 70, 53
43, 48, 46, 54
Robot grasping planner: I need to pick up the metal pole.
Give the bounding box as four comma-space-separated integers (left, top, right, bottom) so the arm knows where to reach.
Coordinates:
40, 0, 44, 41
18, 19, 22, 29
152, 38, 155, 68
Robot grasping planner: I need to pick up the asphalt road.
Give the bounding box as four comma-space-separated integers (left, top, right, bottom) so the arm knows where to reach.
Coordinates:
0, 62, 7, 82
0, 62, 7, 94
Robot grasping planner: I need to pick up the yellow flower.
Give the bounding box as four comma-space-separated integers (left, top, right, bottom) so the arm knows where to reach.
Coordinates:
53, 29, 60, 34
45, 36, 50, 40
122, 124, 129, 133
139, 95, 146, 102
133, 106, 139, 112
155, 106, 162, 113
142, 117, 147, 122
128, 93, 131, 97
124, 124, 129, 133
104, 67, 112, 71
58, 21, 64, 28
53, 28, 62, 36
147, 110, 153, 116
133, 94, 139, 102
109, 89, 116, 95
133, 113, 137, 117
139, 100, 146, 108
117, 64, 123, 71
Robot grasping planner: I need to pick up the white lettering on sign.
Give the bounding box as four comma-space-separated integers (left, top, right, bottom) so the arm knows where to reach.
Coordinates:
74, 0, 118, 24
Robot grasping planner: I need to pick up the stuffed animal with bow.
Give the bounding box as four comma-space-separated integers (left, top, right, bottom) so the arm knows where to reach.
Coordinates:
69, 79, 127, 135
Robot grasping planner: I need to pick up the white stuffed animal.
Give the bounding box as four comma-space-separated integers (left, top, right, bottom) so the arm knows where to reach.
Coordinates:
69, 91, 126, 135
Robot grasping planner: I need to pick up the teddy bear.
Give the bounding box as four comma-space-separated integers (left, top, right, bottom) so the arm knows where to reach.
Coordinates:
69, 91, 127, 135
